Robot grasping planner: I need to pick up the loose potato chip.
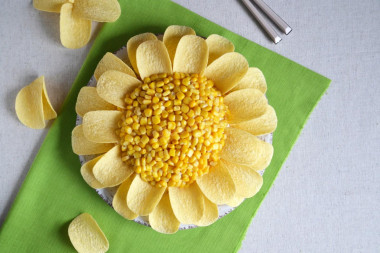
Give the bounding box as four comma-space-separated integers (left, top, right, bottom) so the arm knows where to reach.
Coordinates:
72, 125, 113, 155
206, 34, 235, 65
68, 213, 109, 253
112, 175, 138, 220
173, 35, 208, 75
82, 110, 121, 143
169, 183, 204, 224
224, 88, 268, 124
204, 52, 248, 94
73, 0, 121, 22
15, 76, 57, 129
127, 175, 166, 216
94, 53, 136, 80
93, 145, 134, 187
80, 155, 105, 189
226, 195, 245, 207
97, 70, 142, 108
60, 3, 91, 49
136, 40, 173, 80
75, 87, 116, 117
33, 0, 66, 13
232, 105, 277, 136
195, 196, 219, 227
163, 25, 196, 64
149, 192, 180, 234
197, 161, 236, 205
127, 33, 157, 74
229, 67, 267, 94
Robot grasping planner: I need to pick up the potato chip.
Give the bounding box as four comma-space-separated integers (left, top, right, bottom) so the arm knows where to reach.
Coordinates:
60, 3, 91, 49
80, 155, 105, 189
127, 175, 166, 216
197, 161, 236, 205
206, 34, 235, 65
224, 88, 268, 124
97, 70, 142, 108
226, 195, 245, 207
204, 52, 248, 94
33, 0, 66, 13
72, 125, 113, 155
136, 40, 173, 80
195, 196, 219, 227
112, 175, 138, 220
169, 183, 204, 224
75, 87, 116, 117
229, 67, 267, 94
68, 213, 109, 253
127, 33, 157, 74
15, 76, 57, 129
163, 25, 196, 64
232, 105, 277, 136
250, 139, 274, 171
173, 35, 209, 75
82, 110, 121, 143
149, 192, 180, 234
93, 145, 134, 187
94, 52, 136, 80
73, 0, 121, 22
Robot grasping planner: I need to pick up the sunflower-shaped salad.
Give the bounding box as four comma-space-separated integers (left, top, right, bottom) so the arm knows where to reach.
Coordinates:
72, 25, 277, 234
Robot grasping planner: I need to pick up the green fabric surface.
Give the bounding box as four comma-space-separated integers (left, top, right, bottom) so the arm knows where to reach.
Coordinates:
0, 0, 330, 252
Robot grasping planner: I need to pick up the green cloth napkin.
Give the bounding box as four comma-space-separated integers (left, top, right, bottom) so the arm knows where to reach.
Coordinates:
0, 0, 330, 252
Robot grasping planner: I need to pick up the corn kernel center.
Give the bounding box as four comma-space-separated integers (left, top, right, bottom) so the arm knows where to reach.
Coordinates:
118, 73, 227, 188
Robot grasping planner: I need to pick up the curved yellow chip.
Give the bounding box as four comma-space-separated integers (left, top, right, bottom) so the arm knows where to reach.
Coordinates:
93, 145, 134, 187
94, 53, 136, 80
75, 87, 116, 117
80, 155, 105, 189
222, 159, 263, 198
68, 213, 109, 253
97, 70, 142, 108
206, 34, 235, 65
232, 105, 277, 136
149, 192, 180, 234
173, 35, 209, 75
136, 40, 173, 80
112, 175, 138, 220
15, 76, 57, 129
72, 125, 113, 155
127, 175, 166, 216
82, 110, 121, 143
169, 183, 204, 224
73, 0, 121, 22
229, 67, 267, 94
197, 161, 236, 205
251, 139, 274, 171
195, 196, 219, 227
33, 0, 66, 13
226, 195, 245, 207
204, 52, 248, 94
127, 33, 157, 74
163, 25, 196, 64
224, 88, 268, 124
60, 3, 91, 49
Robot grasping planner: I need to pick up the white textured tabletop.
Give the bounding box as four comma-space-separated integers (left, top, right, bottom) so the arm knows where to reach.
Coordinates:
1, 0, 379, 252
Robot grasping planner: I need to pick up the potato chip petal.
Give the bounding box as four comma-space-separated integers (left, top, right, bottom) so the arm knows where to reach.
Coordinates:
93, 145, 134, 187
226, 195, 245, 207
33, 0, 66, 13
163, 25, 196, 64
149, 192, 180, 234
136, 40, 173, 80
97, 70, 142, 108
173, 35, 208, 75
195, 196, 219, 227
127, 33, 157, 74
229, 67, 267, 94
222, 159, 263, 198
82, 110, 121, 143
206, 34, 235, 65
75, 87, 116, 117
224, 88, 268, 124
251, 139, 274, 171
80, 155, 105, 189
169, 183, 204, 224
73, 0, 121, 22
127, 175, 166, 216
197, 161, 236, 205
112, 175, 138, 220
204, 52, 248, 94
68, 213, 109, 253
94, 53, 136, 81
72, 125, 114, 155
60, 3, 91, 49
232, 105, 277, 136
